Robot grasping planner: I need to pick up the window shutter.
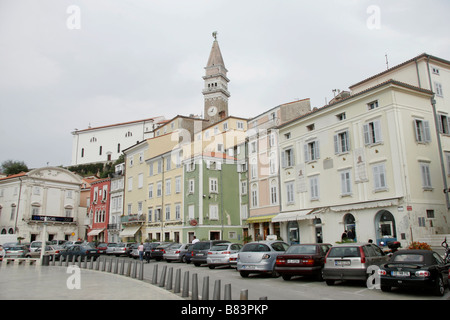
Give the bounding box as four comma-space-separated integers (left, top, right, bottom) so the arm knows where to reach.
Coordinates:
334, 134, 339, 154
423, 120, 431, 142
363, 124, 370, 145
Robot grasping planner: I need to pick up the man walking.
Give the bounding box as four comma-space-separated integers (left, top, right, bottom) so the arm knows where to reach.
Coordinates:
138, 242, 144, 261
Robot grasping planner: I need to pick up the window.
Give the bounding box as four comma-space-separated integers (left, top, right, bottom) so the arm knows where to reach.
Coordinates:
156, 181, 162, 197
363, 120, 382, 145
270, 180, 278, 205
336, 112, 346, 121
175, 204, 181, 220
372, 163, 387, 191
250, 159, 257, 179
309, 176, 319, 200
175, 176, 181, 194
148, 184, 153, 199
269, 152, 277, 174
307, 124, 315, 131
209, 204, 219, 220
149, 162, 154, 176
432, 67, 440, 75
165, 205, 171, 220
434, 82, 443, 97
282, 147, 295, 167
414, 119, 431, 143
166, 156, 171, 171
154, 208, 161, 221
269, 132, 276, 147
209, 178, 218, 193
165, 179, 171, 195
157, 160, 163, 173
240, 180, 247, 195
285, 181, 294, 204
148, 208, 153, 222
367, 100, 379, 110
127, 177, 133, 191
138, 173, 143, 189
284, 132, 291, 140
439, 114, 450, 134
138, 201, 143, 215
334, 131, 350, 154
250, 141, 257, 154
340, 170, 352, 196
304, 140, 320, 162
251, 184, 258, 207
237, 121, 244, 130
188, 179, 195, 194
188, 205, 195, 220
420, 162, 432, 189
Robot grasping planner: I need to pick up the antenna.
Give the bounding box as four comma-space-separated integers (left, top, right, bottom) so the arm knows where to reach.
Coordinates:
385, 53, 389, 70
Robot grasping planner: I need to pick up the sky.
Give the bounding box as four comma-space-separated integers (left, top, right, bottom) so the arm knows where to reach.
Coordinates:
1, 0, 449, 169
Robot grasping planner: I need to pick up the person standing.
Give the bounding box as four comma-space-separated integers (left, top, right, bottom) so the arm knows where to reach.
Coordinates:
138, 242, 144, 261
192, 236, 199, 244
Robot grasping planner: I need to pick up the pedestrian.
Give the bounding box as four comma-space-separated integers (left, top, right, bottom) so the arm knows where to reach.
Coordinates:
138, 242, 144, 261
341, 230, 348, 242
192, 236, 199, 244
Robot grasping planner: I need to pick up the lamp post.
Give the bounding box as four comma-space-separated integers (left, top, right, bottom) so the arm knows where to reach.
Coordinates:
40, 216, 48, 263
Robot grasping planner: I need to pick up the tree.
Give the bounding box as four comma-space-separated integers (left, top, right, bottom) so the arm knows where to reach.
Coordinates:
1, 160, 29, 175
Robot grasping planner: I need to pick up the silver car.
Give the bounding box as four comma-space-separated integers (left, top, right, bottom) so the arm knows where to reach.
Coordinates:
164, 243, 192, 263
322, 243, 389, 285
237, 240, 289, 278
207, 243, 243, 269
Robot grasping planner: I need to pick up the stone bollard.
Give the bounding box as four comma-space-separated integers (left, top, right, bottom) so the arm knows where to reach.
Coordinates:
182, 270, 189, 298
191, 273, 198, 300
159, 265, 167, 287
224, 283, 231, 300
126, 260, 132, 277
119, 259, 125, 275
131, 260, 137, 278
202, 276, 209, 300
101, 257, 106, 272
213, 279, 221, 300
152, 264, 158, 284
174, 268, 181, 294
166, 267, 173, 291
138, 260, 144, 280
113, 258, 119, 274
89, 256, 94, 269
240, 289, 248, 300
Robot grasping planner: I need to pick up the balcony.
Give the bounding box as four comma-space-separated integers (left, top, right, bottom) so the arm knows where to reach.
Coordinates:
121, 214, 145, 225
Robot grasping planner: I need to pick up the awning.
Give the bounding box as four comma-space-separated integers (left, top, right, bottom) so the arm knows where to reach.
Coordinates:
329, 199, 399, 212
272, 208, 327, 223
271, 210, 311, 223
87, 228, 104, 236
245, 214, 277, 224
119, 225, 141, 237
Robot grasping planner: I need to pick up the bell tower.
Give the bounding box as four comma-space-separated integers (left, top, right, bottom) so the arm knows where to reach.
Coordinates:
203, 32, 230, 125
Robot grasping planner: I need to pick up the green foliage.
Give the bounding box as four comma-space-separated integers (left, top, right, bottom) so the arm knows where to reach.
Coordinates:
1, 160, 29, 175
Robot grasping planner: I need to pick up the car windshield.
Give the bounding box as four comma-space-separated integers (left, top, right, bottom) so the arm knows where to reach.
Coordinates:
211, 244, 229, 251
170, 244, 182, 249
193, 242, 212, 250
8, 246, 24, 250
242, 243, 270, 252
327, 247, 360, 258
393, 254, 424, 263
286, 245, 316, 254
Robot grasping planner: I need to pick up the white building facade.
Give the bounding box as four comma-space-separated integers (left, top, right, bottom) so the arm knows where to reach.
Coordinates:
275, 80, 449, 247
0, 167, 83, 242
71, 117, 165, 166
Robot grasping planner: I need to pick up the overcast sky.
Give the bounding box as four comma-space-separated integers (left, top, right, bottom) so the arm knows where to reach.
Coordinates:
1, 0, 449, 169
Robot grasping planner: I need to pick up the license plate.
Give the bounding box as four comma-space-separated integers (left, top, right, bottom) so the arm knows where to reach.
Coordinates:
196, 253, 203, 256
391, 271, 410, 277
242, 265, 256, 269
335, 260, 351, 266
287, 259, 300, 264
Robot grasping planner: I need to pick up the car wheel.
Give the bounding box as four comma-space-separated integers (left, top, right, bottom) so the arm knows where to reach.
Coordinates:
194, 263, 201, 267
434, 276, 445, 296
271, 271, 280, 278
380, 285, 391, 292
282, 274, 291, 281
240, 271, 249, 278
181, 256, 186, 263
208, 265, 215, 269
325, 279, 335, 286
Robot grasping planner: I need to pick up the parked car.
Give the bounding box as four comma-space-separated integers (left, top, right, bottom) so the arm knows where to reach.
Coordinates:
25, 245, 62, 261
4, 245, 29, 258
50, 240, 67, 246
150, 243, 177, 261
164, 243, 192, 263
207, 243, 243, 269
237, 240, 289, 278
191, 240, 231, 267
96, 243, 108, 254
29, 241, 51, 252
0, 245, 5, 261
322, 243, 389, 285
106, 243, 118, 255
275, 243, 332, 280
229, 252, 238, 267
59, 244, 99, 262
378, 249, 450, 296
113, 243, 134, 257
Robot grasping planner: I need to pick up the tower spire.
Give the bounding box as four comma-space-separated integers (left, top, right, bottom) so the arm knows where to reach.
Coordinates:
203, 32, 230, 125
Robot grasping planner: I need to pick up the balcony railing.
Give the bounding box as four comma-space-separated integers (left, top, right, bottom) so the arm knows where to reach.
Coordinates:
121, 214, 145, 224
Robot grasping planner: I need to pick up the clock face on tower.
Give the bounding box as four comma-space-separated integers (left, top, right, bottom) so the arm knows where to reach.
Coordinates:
207, 106, 217, 117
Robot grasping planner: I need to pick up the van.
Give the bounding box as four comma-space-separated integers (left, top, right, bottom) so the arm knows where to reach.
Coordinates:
322, 243, 389, 285
191, 240, 230, 267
